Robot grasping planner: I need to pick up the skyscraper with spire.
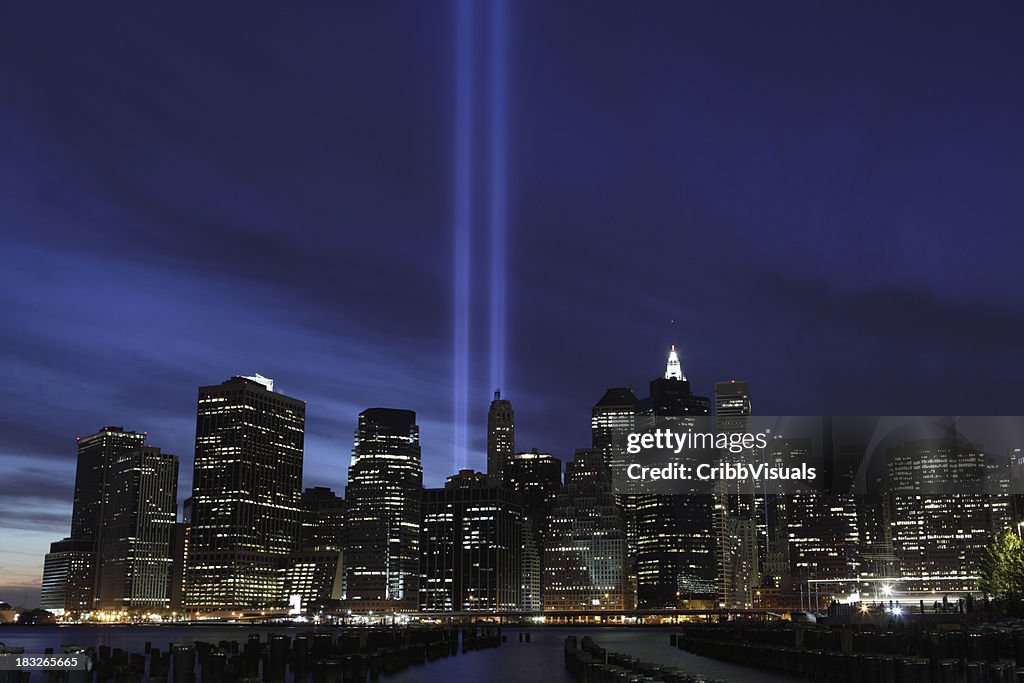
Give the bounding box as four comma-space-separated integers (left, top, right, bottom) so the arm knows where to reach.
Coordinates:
487, 390, 515, 477
665, 344, 685, 381
635, 346, 715, 608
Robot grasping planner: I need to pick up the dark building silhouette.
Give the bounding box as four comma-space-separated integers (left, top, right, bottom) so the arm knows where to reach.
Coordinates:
185, 375, 305, 612
98, 446, 178, 610
487, 390, 515, 477
69, 426, 148, 606
169, 520, 188, 613
503, 449, 561, 610
343, 408, 422, 612
420, 470, 523, 612
301, 486, 346, 551
504, 449, 562, 519
283, 487, 346, 613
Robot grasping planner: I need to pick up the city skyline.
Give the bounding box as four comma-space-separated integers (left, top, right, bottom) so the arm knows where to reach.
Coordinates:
16, 352, 1024, 619
6, 346, 736, 608
4, 2, 1024, 610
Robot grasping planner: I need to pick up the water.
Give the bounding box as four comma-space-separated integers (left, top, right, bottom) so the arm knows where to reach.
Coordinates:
0, 625, 797, 682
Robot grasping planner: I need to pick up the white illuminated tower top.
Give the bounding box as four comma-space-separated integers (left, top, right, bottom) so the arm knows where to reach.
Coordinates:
244, 373, 275, 392
665, 344, 686, 381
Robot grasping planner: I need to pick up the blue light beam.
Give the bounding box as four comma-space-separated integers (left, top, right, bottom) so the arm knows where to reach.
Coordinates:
488, 0, 508, 397
452, 0, 474, 472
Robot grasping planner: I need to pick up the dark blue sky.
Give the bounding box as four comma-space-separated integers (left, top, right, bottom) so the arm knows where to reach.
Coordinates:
2, 2, 1023, 604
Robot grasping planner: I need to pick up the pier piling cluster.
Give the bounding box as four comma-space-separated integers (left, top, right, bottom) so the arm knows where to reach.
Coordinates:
672, 623, 1024, 682
564, 635, 726, 683
0, 626, 506, 683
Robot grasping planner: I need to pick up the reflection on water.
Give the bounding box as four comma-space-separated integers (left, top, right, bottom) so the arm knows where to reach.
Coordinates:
0, 625, 796, 682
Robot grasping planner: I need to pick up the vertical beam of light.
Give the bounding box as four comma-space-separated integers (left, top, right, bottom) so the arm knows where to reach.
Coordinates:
453, 0, 473, 472
488, 0, 508, 397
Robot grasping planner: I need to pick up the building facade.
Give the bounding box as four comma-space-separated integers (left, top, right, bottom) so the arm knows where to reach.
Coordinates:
487, 391, 515, 478
185, 376, 305, 612
40, 538, 96, 614
504, 449, 562, 610
420, 471, 523, 612
343, 408, 423, 612
634, 349, 715, 609
885, 437, 999, 591
98, 446, 178, 610
713, 380, 759, 608
543, 448, 629, 611
70, 426, 148, 606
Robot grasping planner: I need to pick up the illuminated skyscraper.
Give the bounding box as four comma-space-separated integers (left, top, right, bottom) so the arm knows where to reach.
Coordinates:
69, 426, 148, 606
714, 381, 751, 432
634, 348, 715, 608
40, 538, 95, 614
778, 436, 859, 587
504, 449, 562, 515
885, 437, 998, 590
185, 376, 305, 612
343, 408, 423, 612
591, 387, 639, 605
420, 470, 523, 612
71, 427, 149, 543
504, 449, 562, 611
98, 446, 179, 610
591, 388, 638, 472
713, 380, 759, 609
487, 390, 515, 477
664, 344, 684, 381
543, 448, 629, 611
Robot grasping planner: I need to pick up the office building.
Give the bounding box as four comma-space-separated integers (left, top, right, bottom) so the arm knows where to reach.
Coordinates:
98, 446, 179, 610
543, 448, 629, 611
487, 391, 515, 477
280, 487, 347, 613
301, 487, 346, 551
634, 348, 715, 608
420, 470, 523, 612
70, 426, 148, 605
40, 538, 96, 614
185, 376, 306, 612
343, 408, 422, 612
713, 380, 759, 609
886, 437, 997, 590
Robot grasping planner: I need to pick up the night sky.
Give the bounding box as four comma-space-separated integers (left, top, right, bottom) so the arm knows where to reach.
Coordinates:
2, 2, 1023, 606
